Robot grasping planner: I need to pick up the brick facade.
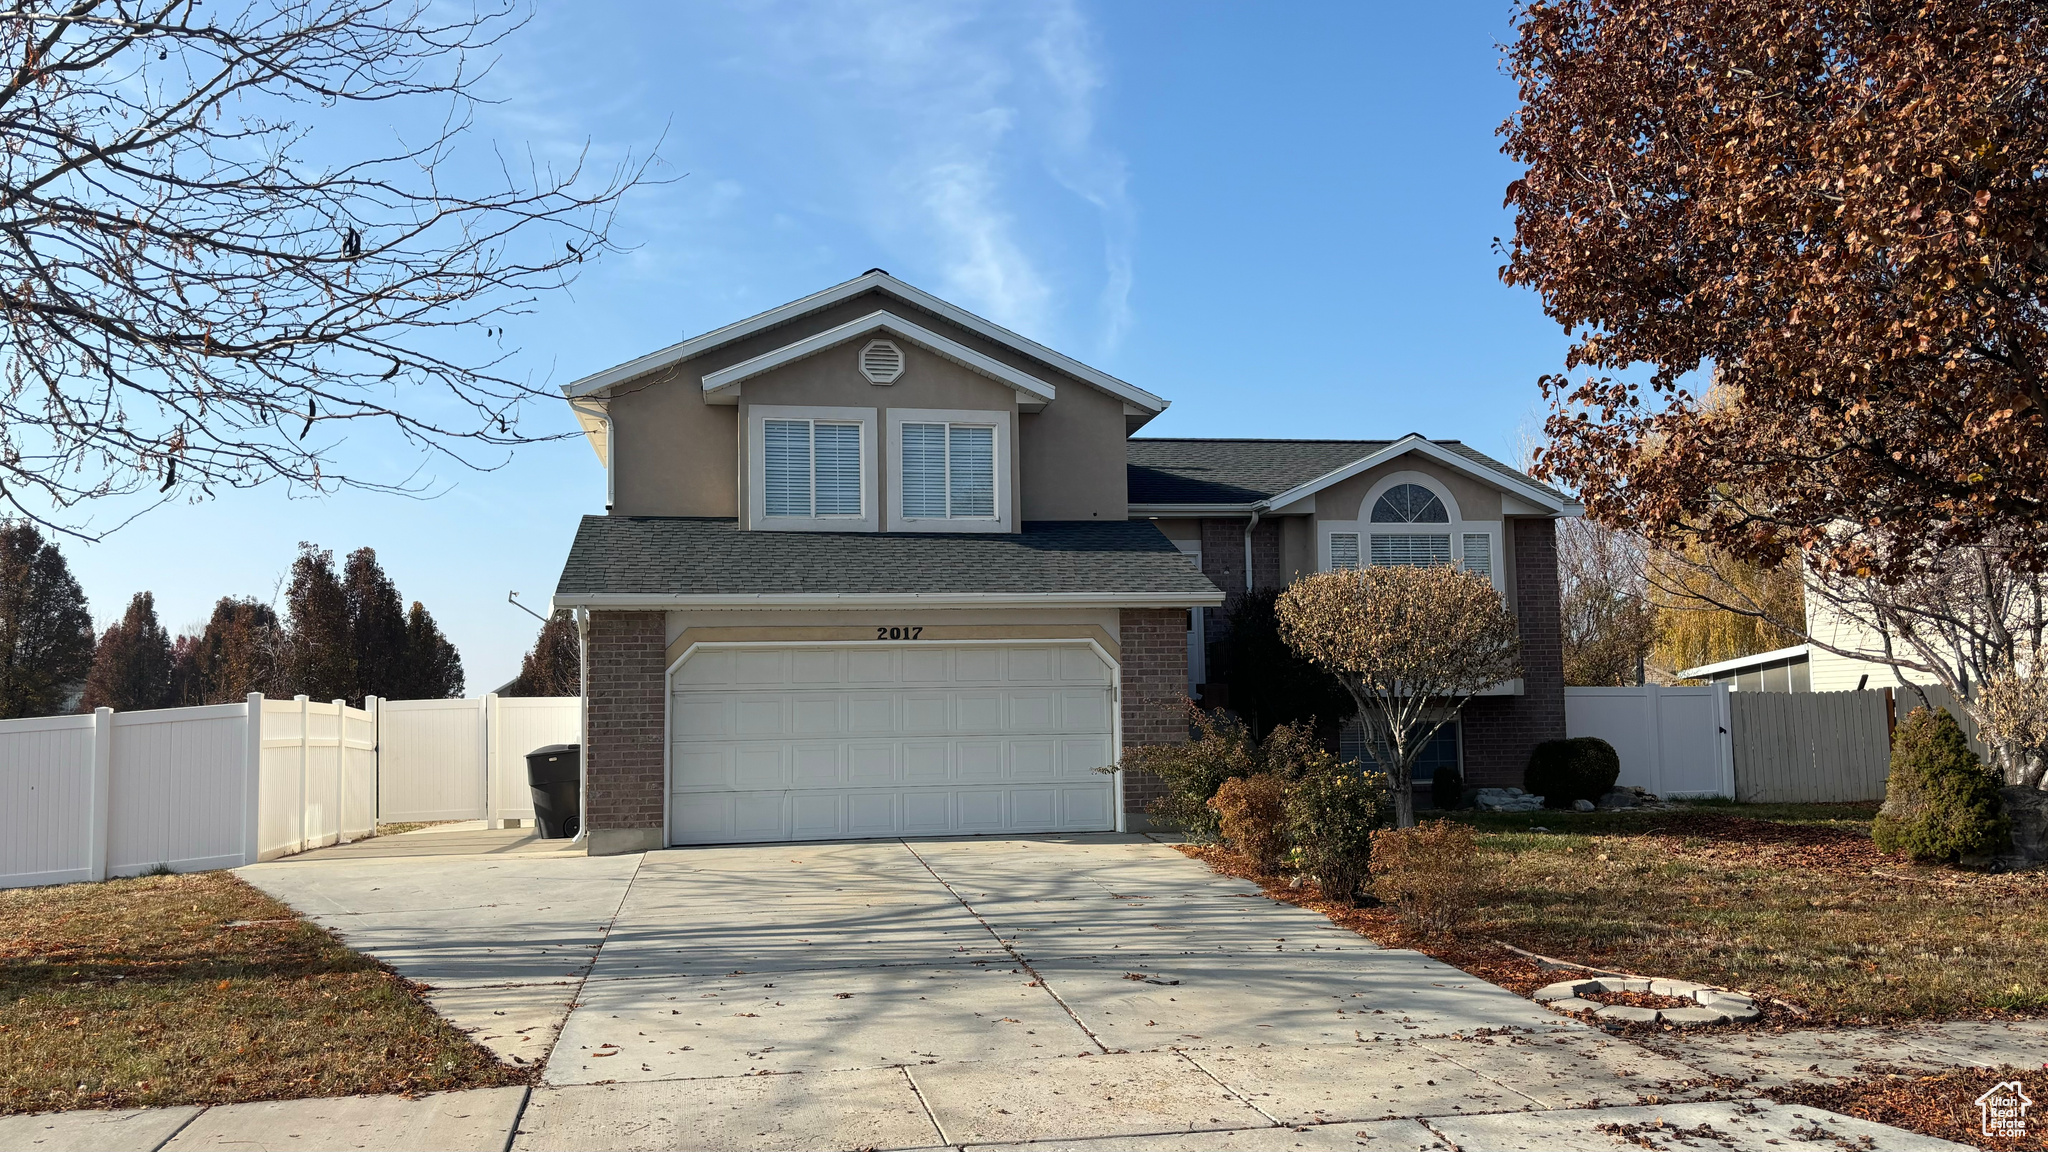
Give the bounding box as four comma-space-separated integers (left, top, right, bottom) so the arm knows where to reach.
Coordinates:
1460, 519, 1567, 788
1119, 606, 1190, 814
584, 610, 668, 853
1195, 516, 1282, 696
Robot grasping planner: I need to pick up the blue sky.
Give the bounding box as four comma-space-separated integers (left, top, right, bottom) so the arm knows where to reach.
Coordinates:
60, 0, 1573, 689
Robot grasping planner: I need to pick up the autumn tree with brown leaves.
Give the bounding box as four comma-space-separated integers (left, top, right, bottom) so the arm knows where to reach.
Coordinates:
1277, 566, 1522, 828
1503, 0, 2048, 580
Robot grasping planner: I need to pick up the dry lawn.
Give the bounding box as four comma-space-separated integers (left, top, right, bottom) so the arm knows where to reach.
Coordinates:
0, 870, 524, 1115
1188, 803, 2048, 1025
1767, 1065, 2048, 1151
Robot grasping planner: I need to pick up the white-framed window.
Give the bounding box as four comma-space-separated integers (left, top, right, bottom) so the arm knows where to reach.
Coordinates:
1321, 472, 1502, 592
764, 418, 863, 518
886, 408, 1013, 532
901, 421, 997, 519
747, 405, 877, 532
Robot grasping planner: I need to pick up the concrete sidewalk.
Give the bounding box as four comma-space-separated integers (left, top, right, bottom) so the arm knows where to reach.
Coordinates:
0, 831, 1997, 1151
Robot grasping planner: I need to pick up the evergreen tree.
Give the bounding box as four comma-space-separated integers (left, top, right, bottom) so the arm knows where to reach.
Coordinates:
0, 522, 95, 718
400, 601, 464, 699
192, 597, 286, 703
507, 611, 580, 697
285, 544, 353, 701
343, 547, 409, 705
79, 592, 173, 712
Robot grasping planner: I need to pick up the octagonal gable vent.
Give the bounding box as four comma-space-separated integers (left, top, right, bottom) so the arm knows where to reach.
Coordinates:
859, 338, 905, 384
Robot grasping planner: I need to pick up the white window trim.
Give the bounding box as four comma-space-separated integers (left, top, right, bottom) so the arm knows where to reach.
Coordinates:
885, 407, 1014, 533
1174, 541, 1206, 686
1320, 471, 1503, 596
747, 404, 878, 532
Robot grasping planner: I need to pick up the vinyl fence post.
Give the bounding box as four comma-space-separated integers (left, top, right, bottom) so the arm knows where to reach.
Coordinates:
364, 696, 380, 827
88, 707, 113, 882
243, 694, 264, 865
333, 699, 348, 843
295, 694, 310, 853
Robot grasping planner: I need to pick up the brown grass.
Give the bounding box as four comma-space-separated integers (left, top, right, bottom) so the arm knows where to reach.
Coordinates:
1183, 803, 2048, 1026
1767, 1065, 2048, 1151
0, 871, 525, 1115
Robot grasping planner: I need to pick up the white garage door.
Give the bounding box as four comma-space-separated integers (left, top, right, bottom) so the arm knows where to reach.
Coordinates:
669, 643, 1118, 845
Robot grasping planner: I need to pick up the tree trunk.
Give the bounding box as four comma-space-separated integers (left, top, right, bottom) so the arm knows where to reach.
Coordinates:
1388, 760, 1416, 829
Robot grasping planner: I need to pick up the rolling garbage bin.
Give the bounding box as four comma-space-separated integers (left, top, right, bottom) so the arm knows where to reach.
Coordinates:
526, 743, 581, 839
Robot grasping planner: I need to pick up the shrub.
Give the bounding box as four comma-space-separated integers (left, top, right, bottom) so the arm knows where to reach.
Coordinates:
1371, 820, 1486, 935
1873, 707, 2011, 863
1524, 737, 1621, 808
1210, 774, 1290, 871
1117, 707, 1333, 842
1431, 765, 1464, 811
1284, 764, 1389, 904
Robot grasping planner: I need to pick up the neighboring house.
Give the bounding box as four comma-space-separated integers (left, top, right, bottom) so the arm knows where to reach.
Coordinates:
550, 271, 1579, 854
1678, 600, 1941, 693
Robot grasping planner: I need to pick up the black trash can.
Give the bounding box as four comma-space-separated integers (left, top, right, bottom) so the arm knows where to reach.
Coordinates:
526, 743, 581, 839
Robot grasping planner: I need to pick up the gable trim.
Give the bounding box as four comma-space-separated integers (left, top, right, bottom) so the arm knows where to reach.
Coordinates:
562, 269, 1167, 413
699, 310, 1057, 406
1259, 435, 1582, 517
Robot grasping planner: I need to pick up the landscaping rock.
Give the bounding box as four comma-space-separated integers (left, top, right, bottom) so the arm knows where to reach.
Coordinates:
2000, 785, 2048, 865
1658, 1006, 1732, 1026
1597, 789, 1637, 810
1474, 787, 1546, 812
1572, 799, 1596, 812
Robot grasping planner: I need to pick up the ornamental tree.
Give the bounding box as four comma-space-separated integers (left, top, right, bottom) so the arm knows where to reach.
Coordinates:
1276, 566, 1522, 828
1502, 0, 2048, 579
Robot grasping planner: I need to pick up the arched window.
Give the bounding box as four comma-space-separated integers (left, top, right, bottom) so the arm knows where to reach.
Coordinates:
1327, 473, 1497, 585
1371, 483, 1448, 524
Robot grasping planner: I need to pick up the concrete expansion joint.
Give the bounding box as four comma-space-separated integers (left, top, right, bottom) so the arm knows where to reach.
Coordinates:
897, 838, 1108, 1055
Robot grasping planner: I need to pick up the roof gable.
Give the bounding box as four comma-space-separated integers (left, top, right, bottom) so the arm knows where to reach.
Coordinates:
698, 310, 1055, 410
1128, 436, 1580, 515
563, 270, 1166, 414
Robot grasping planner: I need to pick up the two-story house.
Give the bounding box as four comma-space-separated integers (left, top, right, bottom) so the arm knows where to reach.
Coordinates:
551, 271, 1578, 855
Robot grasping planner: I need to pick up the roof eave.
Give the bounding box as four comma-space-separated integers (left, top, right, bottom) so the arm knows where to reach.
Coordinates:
551, 590, 1226, 611
561, 270, 1166, 412
1259, 434, 1577, 515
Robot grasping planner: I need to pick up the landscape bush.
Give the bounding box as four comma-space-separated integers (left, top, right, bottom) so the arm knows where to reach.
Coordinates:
1524, 736, 1621, 807
1284, 764, 1389, 904
1118, 707, 1336, 842
1371, 820, 1486, 934
1873, 707, 2011, 863
1431, 765, 1464, 811
1209, 774, 1290, 872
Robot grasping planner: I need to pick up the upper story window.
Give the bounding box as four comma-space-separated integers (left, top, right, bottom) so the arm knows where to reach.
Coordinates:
902, 422, 996, 519
749, 405, 877, 532
1326, 474, 1501, 589
760, 416, 866, 521
886, 408, 1012, 533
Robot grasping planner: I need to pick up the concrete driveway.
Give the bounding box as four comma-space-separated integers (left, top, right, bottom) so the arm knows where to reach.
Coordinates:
232, 832, 1970, 1152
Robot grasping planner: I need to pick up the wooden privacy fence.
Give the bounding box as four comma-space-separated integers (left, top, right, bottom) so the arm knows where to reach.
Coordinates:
0, 693, 578, 890
1729, 690, 1893, 803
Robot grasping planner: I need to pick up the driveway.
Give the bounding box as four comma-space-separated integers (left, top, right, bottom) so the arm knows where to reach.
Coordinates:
234, 832, 1971, 1151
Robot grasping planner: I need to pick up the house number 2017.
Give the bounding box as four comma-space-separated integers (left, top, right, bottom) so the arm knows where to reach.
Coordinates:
874, 626, 924, 640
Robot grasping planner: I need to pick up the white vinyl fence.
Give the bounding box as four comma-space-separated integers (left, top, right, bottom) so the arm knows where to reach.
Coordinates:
0, 693, 578, 890
1565, 684, 1735, 798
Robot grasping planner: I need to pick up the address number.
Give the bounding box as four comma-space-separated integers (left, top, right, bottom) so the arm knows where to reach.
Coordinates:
874, 626, 924, 640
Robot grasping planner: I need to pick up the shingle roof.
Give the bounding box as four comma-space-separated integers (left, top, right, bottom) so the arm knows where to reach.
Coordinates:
555, 517, 1221, 600
1126, 438, 1570, 506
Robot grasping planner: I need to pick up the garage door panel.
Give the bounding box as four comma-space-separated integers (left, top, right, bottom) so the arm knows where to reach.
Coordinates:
736, 699, 783, 736
954, 692, 1001, 731
1060, 737, 1113, 779
903, 742, 950, 782
792, 648, 840, 684
847, 742, 897, 784
670, 643, 1116, 845
903, 694, 949, 732
1010, 739, 1056, 781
